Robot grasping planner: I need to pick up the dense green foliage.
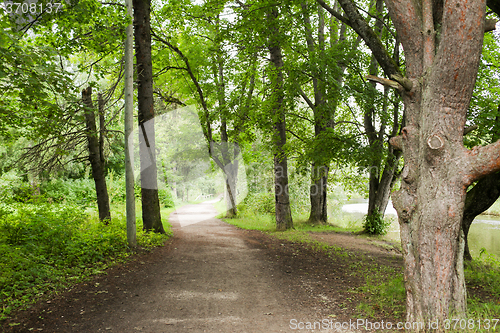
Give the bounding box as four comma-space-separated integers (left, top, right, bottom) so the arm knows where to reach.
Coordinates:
0, 203, 172, 320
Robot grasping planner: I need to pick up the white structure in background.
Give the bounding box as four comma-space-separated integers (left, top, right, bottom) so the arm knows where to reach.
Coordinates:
342, 200, 398, 216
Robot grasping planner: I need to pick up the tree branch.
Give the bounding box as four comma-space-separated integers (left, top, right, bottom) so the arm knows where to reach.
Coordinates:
487, 0, 500, 17
384, 0, 423, 77
333, 0, 401, 78
151, 29, 213, 144
463, 125, 478, 136
297, 85, 316, 111
153, 89, 186, 106
485, 18, 498, 32
315, 0, 351, 26
153, 65, 188, 77
464, 140, 500, 185
366, 74, 402, 90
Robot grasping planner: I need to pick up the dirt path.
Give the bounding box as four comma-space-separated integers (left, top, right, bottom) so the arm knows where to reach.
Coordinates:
5, 202, 380, 333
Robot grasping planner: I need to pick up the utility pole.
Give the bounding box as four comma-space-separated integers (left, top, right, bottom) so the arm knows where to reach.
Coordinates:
124, 0, 136, 247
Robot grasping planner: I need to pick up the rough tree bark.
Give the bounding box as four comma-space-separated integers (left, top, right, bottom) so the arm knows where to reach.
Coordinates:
321, 0, 500, 327
82, 87, 111, 223
133, 0, 164, 234
267, 6, 293, 231
384, 0, 491, 325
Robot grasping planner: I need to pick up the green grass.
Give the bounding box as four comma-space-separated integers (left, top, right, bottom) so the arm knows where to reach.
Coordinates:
221, 206, 364, 233
465, 252, 500, 326
223, 212, 276, 231
0, 202, 172, 321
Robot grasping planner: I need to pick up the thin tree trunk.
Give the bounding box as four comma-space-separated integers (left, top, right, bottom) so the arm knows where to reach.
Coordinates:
133, 0, 164, 234
309, 164, 328, 223
224, 159, 238, 217
98, 94, 105, 165
267, 6, 292, 231
300, 2, 331, 224
82, 87, 111, 223
364, 0, 386, 219
124, 0, 136, 246
213, 19, 239, 217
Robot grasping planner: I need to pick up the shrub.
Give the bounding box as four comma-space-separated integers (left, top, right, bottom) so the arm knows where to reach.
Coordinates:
0, 171, 38, 204
158, 187, 175, 208
41, 178, 96, 206
363, 208, 391, 235
239, 192, 275, 215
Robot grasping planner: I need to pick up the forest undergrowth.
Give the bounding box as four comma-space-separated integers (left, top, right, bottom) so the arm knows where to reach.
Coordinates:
0, 176, 174, 321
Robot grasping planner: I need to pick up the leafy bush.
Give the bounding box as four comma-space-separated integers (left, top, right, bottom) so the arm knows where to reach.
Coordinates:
40, 175, 175, 206
0, 170, 39, 204
158, 187, 175, 208
239, 192, 275, 215
41, 178, 96, 206
363, 208, 392, 235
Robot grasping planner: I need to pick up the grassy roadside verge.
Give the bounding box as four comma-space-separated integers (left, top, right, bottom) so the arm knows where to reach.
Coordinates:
0, 203, 174, 321
222, 210, 500, 330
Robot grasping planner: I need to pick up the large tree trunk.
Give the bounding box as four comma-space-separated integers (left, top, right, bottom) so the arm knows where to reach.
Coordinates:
385, 0, 489, 325
268, 6, 293, 231
323, 0, 500, 326
82, 87, 111, 223
133, 0, 164, 234
309, 164, 328, 223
